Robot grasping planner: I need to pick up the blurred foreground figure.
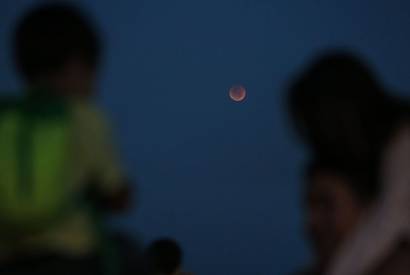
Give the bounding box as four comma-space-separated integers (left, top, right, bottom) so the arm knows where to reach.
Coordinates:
144, 239, 193, 275
297, 160, 379, 275
0, 3, 132, 274
288, 52, 409, 275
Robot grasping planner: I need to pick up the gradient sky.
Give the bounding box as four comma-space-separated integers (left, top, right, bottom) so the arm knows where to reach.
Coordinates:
1, 1, 410, 274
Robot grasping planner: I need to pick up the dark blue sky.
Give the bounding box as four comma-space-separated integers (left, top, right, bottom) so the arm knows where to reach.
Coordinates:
1, 1, 410, 274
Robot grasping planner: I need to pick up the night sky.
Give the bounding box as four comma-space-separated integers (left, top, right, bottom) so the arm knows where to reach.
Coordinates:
1, 1, 410, 274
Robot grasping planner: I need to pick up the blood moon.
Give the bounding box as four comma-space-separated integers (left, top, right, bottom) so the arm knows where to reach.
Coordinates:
229, 85, 247, 102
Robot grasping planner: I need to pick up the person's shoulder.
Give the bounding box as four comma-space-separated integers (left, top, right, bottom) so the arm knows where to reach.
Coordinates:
370, 240, 410, 275
71, 100, 109, 128
71, 100, 104, 118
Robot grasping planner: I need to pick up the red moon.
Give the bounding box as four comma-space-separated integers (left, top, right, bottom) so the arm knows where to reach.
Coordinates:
229, 85, 247, 102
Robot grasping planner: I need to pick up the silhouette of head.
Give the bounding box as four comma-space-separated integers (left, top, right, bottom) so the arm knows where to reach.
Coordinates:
145, 238, 183, 275
288, 51, 401, 166
13, 3, 101, 97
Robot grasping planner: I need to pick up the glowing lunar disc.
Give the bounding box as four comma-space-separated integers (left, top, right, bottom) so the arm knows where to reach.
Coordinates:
229, 85, 247, 102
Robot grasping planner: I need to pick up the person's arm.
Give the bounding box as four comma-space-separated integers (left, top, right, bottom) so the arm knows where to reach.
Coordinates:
86, 178, 132, 213
78, 103, 132, 213
327, 126, 410, 275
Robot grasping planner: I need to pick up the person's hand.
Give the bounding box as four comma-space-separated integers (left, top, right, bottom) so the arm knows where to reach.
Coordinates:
85, 179, 132, 213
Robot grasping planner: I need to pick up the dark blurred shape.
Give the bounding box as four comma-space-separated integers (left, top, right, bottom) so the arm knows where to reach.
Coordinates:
13, 2, 101, 83
300, 159, 379, 275
0, 2, 133, 275
306, 158, 379, 206
144, 238, 183, 275
288, 51, 410, 275
0, 253, 102, 275
288, 50, 407, 171
86, 178, 133, 213
369, 240, 410, 275
108, 232, 145, 275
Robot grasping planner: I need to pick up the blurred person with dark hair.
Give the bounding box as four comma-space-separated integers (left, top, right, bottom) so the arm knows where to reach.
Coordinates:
288, 51, 406, 167
295, 159, 379, 275
288, 51, 409, 275
0, 2, 131, 274
144, 239, 193, 275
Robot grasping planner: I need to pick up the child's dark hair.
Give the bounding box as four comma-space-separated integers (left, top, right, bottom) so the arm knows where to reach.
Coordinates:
13, 3, 101, 82
145, 238, 183, 275
306, 158, 381, 204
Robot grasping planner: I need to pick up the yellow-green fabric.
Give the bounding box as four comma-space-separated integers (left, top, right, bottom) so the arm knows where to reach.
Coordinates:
0, 105, 72, 231
0, 101, 125, 258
